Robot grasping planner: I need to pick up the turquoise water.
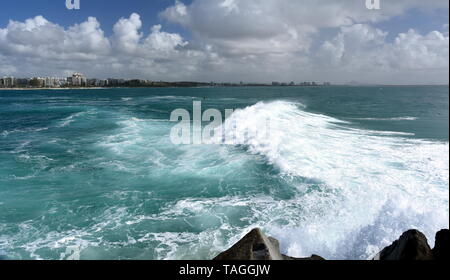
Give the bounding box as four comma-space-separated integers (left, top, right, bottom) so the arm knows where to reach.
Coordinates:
0, 86, 448, 260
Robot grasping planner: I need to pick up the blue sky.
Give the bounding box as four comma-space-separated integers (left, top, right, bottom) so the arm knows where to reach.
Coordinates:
374, 7, 448, 41
0, 0, 192, 37
0, 0, 448, 84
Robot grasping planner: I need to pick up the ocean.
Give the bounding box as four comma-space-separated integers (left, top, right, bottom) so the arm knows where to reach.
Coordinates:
0, 86, 448, 260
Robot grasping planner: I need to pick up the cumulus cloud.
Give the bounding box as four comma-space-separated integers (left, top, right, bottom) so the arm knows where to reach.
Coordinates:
112, 13, 142, 54
391, 30, 449, 70
0, 1, 448, 84
319, 24, 387, 67
0, 15, 111, 61
0, 14, 206, 79
160, 0, 448, 55
158, 0, 449, 83
318, 24, 449, 73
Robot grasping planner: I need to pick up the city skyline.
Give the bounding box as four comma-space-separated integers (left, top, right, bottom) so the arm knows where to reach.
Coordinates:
1, 72, 336, 88
3, 71, 450, 88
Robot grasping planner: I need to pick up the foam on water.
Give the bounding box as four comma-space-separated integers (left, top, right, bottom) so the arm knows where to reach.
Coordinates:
72, 101, 448, 259
210, 100, 449, 259
1, 127, 49, 137
56, 110, 102, 128
350, 116, 419, 121
0, 92, 448, 260
87, 100, 448, 259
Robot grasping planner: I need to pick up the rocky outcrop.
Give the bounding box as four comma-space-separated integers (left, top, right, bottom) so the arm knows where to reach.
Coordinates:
214, 228, 449, 261
213, 228, 324, 260
214, 228, 284, 260
432, 229, 449, 260
282, 254, 325, 260
373, 230, 433, 260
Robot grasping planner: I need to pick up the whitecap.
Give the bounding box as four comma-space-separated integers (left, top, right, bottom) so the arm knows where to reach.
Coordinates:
57, 110, 95, 128
207, 100, 450, 259
350, 116, 418, 121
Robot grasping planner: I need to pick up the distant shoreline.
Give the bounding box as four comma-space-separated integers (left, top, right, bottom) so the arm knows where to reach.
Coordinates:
0, 85, 448, 91
0, 87, 105, 90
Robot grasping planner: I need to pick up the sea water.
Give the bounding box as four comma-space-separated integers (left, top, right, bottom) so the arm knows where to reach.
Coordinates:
0, 86, 448, 260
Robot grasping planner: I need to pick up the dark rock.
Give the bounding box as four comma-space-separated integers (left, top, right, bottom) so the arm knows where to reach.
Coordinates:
432, 229, 449, 260
214, 228, 283, 260
374, 229, 433, 260
282, 254, 325, 260
215, 228, 448, 261
214, 228, 325, 260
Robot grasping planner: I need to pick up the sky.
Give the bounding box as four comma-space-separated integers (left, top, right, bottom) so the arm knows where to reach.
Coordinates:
0, 0, 448, 84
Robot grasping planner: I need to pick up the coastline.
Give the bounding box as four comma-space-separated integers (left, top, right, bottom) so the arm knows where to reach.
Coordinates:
0, 87, 105, 90
0, 85, 447, 91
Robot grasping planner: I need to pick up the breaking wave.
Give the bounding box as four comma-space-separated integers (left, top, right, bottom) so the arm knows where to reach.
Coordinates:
1, 98, 448, 260
213, 101, 449, 259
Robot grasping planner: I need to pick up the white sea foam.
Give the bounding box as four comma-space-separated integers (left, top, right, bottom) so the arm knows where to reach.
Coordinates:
206, 100, 448, 259
1, 127, 49, 137
0, 219, 98, 260
219, 101, 447, 181
0, 205, 138, 260
145, 95, 195, 102
350, 116, 419, 121
49, 101, 448, 260
57, 110, 95, 128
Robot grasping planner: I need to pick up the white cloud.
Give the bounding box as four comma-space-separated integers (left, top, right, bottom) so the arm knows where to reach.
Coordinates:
0, 1, 448, 84
0, 16, 65, 56
0, 14, 206, 79
112, 13, 142, 54
318, 24, 389, 69
318, 24, 449, 72
391, 29, 449, 70
160, 0, 448, 56
0, 54, 16, 74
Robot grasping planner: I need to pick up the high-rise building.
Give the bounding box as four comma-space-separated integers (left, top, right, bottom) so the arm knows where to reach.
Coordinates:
67, 73, 87, 86
44, 77, 61, 87
1, 76, 16, 87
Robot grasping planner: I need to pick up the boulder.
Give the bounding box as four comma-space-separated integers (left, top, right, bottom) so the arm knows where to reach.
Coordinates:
214, 228, 324, 260
215, 227, 448, 261
214, 228, 283, 260
432, 229, 449, 260
374, 229, 433, 260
